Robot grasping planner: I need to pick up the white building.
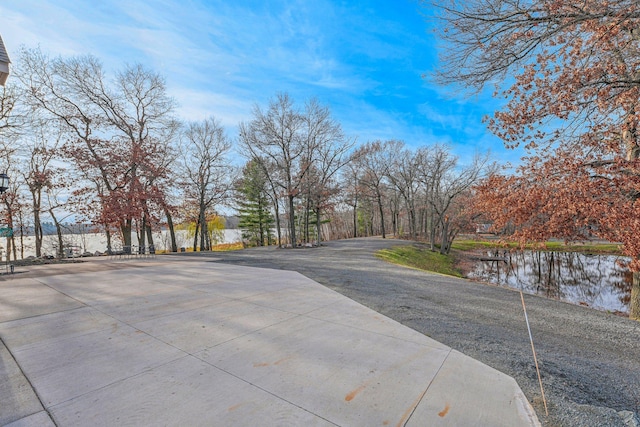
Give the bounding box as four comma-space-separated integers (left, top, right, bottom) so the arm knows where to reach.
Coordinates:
0, 34, 10, 86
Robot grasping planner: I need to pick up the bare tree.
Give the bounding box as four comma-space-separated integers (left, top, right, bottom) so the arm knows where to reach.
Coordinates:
385, 141, 424, 238
353, 141, 393, 239
18, 49, 178, 251
301, 99, 355, 245
341, 159, 363, 238
239, 93, 309, 247
180, 117, 232, 251
17, 49, 119, 250
253, 155, 285, 247
0, 141, 25, 261
421, 146, 494, 254
80, 62, 178, 250
0, 82, 21, 260
43, 169, 71, 258
19, 120, 64, 257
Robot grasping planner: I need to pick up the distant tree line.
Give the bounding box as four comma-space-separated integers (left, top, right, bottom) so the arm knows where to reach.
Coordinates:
233, 93, 494, 252
0, 47, 492, 260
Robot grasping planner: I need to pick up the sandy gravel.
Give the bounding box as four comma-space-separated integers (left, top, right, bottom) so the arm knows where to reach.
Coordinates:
179, 237, 640, 427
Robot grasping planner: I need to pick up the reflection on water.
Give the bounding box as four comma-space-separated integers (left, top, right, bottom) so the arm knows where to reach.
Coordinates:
469, 251, 631, 314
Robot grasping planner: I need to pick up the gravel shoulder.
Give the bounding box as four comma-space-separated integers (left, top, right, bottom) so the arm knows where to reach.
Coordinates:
180, 237, 640, 427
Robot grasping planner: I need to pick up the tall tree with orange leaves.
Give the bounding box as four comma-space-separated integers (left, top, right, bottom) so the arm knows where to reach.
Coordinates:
431, 0, 640, 318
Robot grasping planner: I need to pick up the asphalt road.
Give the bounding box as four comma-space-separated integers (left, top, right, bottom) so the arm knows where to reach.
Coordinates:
180, 237, 640, 427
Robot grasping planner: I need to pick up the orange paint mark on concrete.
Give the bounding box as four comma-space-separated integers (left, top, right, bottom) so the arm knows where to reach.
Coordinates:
438, 403, 450, 417
396, 390, 428, 427
254, 356, 291, 368
383, 420, 390, 425
345, 384, 367, 402
228, 403, 242, 412
273, 357, 291, 365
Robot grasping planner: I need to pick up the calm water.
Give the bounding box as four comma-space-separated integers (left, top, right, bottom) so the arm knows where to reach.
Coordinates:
2, 230, 243, 259
469, 251, 631, 314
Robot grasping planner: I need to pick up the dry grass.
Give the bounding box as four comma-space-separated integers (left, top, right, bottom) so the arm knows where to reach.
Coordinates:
210, 242, 244, 251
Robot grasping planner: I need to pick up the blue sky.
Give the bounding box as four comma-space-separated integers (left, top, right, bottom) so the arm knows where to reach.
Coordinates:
0, 0, 524, 166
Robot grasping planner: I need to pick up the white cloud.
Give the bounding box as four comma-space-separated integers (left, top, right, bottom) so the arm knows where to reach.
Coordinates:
419, 102, 463, 129
0, 0, 517, 167
170, 86, 253, 127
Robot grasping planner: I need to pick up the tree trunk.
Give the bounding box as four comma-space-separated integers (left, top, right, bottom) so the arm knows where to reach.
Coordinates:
139, 216, 147, 254
429, 211, 437, 251
33, 198, 43, 257
165, 208, 177, 252
199, 204, 206, 251
369, 212, 374, 236
10, 236, 16, 261
352, 201, 358, 238
316, 206, 322, 246
274, 201, 282, 248
105, 227, 113, 254
193, 217, 199, 251
146, 224, 154, 252
205, 224, 211, 250
440, 218, 449, 255
288, 194, 297, 247
305, 197, 311, 244
5, 207, 15, 261
376, 191, 386, 239
631, 272, 640, 320
201, 219, 208, 251
50, 208, 65, 259
122, 219, 133, 253
391, 210, 397, 237
258, 199, 265, 246
409, 206, 416, 238
625, 119, 639, 320
19, 225, 25, 259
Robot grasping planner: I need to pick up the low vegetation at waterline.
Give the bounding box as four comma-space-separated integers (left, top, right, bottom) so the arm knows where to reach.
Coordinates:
376, 239, 623, 278
451, 239, 622, 255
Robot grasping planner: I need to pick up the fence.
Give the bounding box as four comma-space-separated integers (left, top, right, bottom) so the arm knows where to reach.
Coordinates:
109, 245, 157, 260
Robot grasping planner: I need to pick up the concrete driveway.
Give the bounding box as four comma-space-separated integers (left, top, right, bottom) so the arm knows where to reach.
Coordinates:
1, 256, 538, 426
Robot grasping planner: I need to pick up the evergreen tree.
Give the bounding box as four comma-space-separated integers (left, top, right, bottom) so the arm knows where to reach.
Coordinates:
236, 159, 274, 246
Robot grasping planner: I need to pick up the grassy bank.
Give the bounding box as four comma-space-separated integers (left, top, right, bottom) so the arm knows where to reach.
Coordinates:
376, 238, 622, 277
375, 245, 464, 277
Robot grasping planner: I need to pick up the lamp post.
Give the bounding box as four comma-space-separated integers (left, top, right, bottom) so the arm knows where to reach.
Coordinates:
0, 172, 8, 194
0, 172, 9, 273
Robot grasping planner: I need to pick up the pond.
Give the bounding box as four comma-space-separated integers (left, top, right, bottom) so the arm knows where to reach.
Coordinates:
468, 251, 632, 315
